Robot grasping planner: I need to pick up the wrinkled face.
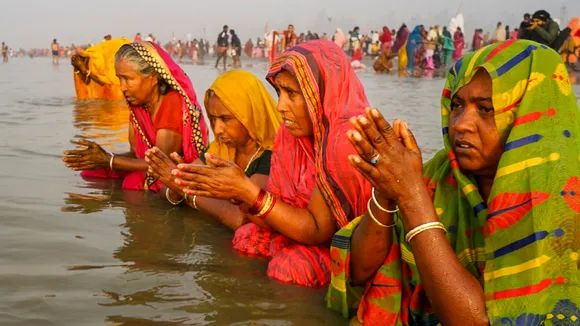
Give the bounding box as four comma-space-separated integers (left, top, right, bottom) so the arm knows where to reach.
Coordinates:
207, 95, 251, 147
448, 69, 504, 177
273, 70, 313, 138
115, 57, 158, 106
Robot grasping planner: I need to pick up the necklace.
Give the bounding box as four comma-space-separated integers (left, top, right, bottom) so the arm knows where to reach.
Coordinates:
243, 145, 263, 172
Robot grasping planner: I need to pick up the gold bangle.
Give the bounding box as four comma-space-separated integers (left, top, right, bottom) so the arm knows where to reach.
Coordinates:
405, 222, 446, 243
367, 199, 397, 228
255, 192, 273, 217
192, 195, 198, 210
166, 188, 184, 205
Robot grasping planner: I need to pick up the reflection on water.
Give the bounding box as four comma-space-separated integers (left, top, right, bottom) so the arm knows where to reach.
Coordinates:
72, 100, 130, 152
0, 57, 578, 325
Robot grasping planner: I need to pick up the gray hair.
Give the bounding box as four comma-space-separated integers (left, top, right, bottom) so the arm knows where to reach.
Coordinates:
115, 44, 169, 95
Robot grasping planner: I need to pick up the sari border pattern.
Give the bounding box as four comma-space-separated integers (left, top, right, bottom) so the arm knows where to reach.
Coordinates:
268, 50, 350, 227
129, 42, 206, 155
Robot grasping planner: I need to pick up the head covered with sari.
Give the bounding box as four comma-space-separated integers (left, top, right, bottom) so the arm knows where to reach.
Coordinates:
124, 41, 209, 189
266, 40, 372, 228
203, 70, 281, 162
380, 26, 392, 44
329, 40, 580, 324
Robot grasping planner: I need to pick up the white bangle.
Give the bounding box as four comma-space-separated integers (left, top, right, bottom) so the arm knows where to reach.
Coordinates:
405, 222, 447, 243
372, 188, 399, 213
367, 199, 397, 228
109, 153, 115, 170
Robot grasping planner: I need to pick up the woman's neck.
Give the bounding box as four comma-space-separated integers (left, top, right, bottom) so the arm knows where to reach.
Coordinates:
477, 175, 494, 203
236, 139, 261, 156
234, 139, 261, 168
144, 91, 162, 117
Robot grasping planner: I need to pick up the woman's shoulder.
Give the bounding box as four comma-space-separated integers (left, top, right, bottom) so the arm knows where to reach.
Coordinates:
162, 90, 182, 104
155, 90, 184, 132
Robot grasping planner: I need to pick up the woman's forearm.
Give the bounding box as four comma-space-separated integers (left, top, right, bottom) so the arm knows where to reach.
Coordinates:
191, 197, 249, 230
350, 203, 394, 284
112, 156, 149, 172
162, 187, 246, 230
399, 190, 488, 326
115, 151, 137, 158
238, 181, 336, 245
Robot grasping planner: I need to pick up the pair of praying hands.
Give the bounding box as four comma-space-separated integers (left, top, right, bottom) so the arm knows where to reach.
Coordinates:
145, 148, 252, 202
347, 108, 425, 205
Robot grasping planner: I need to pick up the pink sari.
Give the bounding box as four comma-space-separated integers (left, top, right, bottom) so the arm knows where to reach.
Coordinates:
453, 31, 464, 61
80, 42, 209, 191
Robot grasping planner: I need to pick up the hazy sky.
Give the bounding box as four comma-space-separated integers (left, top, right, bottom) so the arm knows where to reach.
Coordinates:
1, 0, 578, 48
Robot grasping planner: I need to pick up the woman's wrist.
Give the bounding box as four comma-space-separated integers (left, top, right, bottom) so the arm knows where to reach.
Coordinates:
398, 186, 439, 231
237, 178, 261, 205
374, 190, 396, 211
99, 151, 113, 169
166, 187, 184, 201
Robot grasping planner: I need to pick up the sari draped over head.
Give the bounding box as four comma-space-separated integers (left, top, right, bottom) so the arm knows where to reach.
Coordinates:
406, 26, 424, 73
203, 70, 281, 162
392, 26, 409, 53
328, 40, 580, 324
73, 38, 131, 101
81, 41, 209, 191
380, 26, 392, 52
232, 40, 372, 288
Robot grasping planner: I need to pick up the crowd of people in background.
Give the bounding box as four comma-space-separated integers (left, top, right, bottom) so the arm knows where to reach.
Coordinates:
2, 9, 579, 74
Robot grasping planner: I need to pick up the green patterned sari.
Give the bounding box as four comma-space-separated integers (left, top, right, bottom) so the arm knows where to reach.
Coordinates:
327, 40, 580, 325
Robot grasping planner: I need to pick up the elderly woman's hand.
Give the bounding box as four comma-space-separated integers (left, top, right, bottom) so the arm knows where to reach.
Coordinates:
62, 138, 110, 171
146, 147, 184, 194
347, 108, 424, 204
173, 153, 254, 202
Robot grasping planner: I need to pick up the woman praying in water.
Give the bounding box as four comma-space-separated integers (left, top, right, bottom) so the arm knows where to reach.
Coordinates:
328, 40, 580, 325
146, 70, 282, 230
170, 41, 372, 288
62, 42, 208, 191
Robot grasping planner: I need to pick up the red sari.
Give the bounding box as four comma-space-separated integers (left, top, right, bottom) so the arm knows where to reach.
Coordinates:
80, 42, 209, 191
232, 40, 372, 288
380, 26, 392, 52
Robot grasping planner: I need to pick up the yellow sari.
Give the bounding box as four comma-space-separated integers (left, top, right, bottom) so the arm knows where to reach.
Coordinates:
203, 70, 282, 161
73, 38, 131, 101
398, 41, 408, 77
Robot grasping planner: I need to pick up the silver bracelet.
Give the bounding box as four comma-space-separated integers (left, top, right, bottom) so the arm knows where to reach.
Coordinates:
109, 153, 115, 170
372, 188, 399, 213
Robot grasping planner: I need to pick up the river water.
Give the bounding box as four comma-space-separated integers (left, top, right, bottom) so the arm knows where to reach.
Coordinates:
0, 58, 578, 326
